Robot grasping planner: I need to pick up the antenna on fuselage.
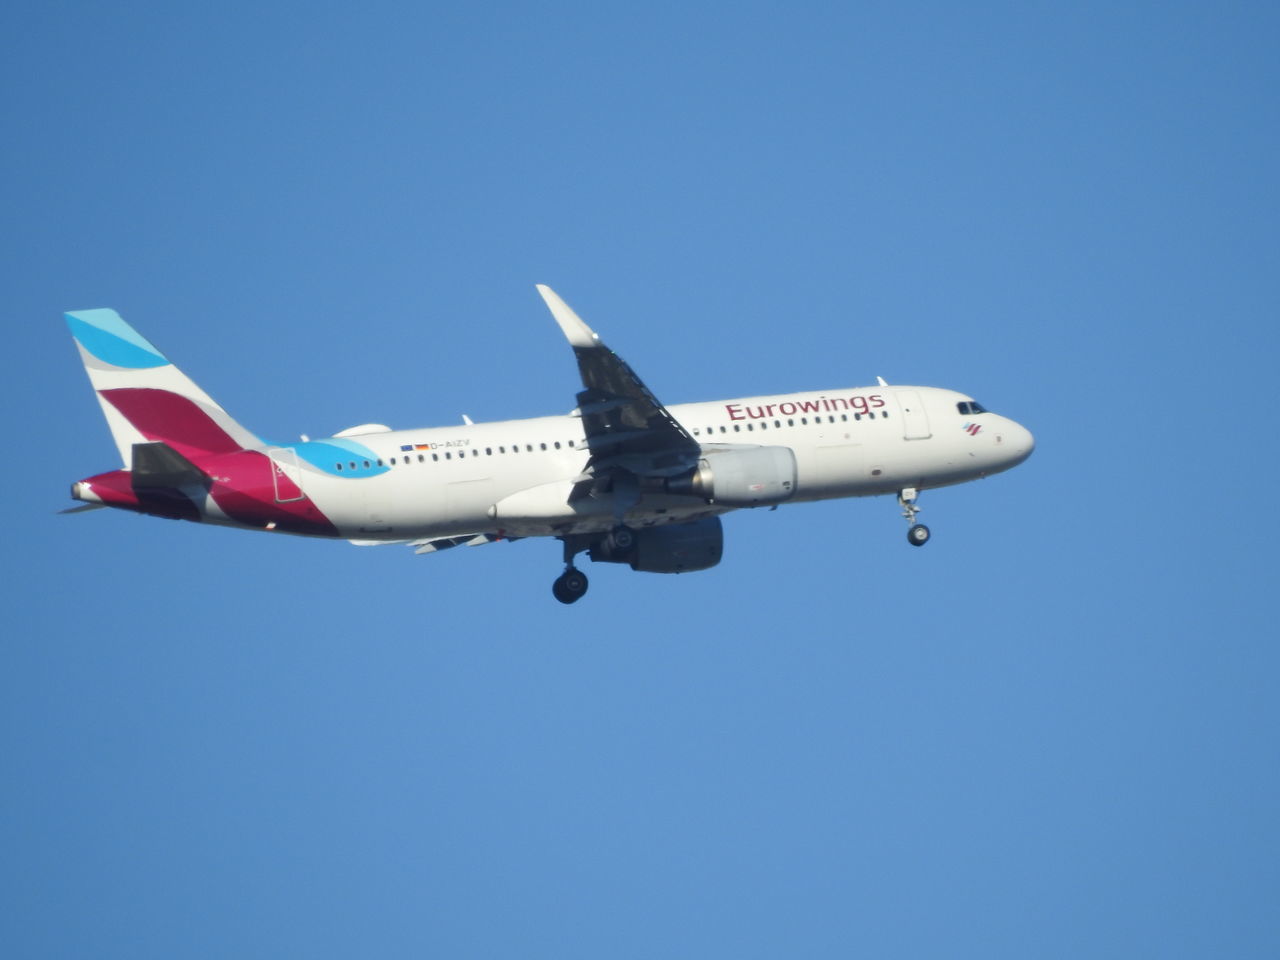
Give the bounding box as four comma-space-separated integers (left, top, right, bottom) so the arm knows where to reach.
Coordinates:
877, 376, 889, 386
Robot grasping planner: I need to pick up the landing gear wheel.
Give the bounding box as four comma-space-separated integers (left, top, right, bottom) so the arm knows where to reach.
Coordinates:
603, 524, 636, 561
898, 488, 930, 547
552, 568, 589, 604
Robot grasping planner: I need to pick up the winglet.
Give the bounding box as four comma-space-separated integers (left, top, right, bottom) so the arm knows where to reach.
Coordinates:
536, 285, 600, 349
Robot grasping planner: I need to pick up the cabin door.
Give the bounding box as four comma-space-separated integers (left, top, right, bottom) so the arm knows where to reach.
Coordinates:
268, 448, 306, 502
896, 391, 932, 440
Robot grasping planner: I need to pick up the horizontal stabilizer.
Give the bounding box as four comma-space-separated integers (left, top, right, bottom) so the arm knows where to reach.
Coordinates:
58, 502, 107, 515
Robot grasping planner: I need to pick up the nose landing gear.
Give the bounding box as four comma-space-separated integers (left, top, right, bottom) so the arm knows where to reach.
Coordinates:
898, 487, 931, 547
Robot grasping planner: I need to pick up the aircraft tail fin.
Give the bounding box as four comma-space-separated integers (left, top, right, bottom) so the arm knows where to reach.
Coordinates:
65, 309, 261, 467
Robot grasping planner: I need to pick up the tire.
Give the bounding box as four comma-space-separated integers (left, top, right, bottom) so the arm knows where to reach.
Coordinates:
907, 523, 931, 546
562, 569, 588, 596
553, 569, 588, 604
611, 526, 635, 552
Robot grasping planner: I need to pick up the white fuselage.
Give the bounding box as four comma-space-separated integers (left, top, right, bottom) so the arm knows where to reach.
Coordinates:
66, 293, 1037, 601
265, 384, 1034, 541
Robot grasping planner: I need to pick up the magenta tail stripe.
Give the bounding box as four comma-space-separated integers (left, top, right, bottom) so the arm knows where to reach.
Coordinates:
101, 388, 242, 458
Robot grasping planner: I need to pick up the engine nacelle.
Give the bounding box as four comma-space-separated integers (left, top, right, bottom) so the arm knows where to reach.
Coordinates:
590, 517, 723, 573
666, 446, 797, 506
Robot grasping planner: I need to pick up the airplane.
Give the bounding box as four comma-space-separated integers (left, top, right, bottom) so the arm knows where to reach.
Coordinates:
64, 285, 1035, 603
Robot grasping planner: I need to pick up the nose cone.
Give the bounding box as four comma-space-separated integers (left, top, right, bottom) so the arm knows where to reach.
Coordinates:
1003, 420, 1035, 467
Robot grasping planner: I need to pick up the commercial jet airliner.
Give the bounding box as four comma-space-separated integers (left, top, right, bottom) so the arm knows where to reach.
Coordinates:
65, 286, 1034, 603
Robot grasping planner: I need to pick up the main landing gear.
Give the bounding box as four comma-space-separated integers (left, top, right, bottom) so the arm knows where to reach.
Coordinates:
898, 487, 931, 547
552, 533, 594, 605
552, 567, 589, 605
551, 526, 636, 604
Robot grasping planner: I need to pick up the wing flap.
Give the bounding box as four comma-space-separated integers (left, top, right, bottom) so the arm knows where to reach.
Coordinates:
410, 533, 518, 555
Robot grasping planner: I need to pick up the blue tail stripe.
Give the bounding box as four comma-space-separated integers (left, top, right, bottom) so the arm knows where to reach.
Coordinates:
66, 309, 167, 369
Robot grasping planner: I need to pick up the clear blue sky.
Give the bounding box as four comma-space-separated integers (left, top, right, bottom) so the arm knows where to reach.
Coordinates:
4, 2, 1277, 957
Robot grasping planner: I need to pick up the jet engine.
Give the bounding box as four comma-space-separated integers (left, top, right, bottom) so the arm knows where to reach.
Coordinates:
665, 446, 797, 506
590, 516, 723, 573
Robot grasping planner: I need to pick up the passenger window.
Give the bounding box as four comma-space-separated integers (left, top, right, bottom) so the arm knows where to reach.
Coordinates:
788, 419, 794, 427
554, 441, 561, 449
540, 443, 547, 451
774, 420, 781, 428
418, 454, 424, 462
377, 459, 384, 466
733, 424, 740, 432
336, 463, 343, 471
746, 423, 753, 431
349, 461, 356, 470
568, 440, 576, 447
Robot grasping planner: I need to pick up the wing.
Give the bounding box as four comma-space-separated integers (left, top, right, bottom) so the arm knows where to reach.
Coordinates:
536, 285, 701, 482
410, 532, 515, 555
348, 533, 519, 555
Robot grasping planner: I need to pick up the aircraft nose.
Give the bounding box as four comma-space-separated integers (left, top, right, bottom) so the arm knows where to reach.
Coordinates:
1003, 420, 1035, 465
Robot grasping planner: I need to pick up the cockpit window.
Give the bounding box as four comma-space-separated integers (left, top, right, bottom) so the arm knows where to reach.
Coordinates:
956, 401, 988, 415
